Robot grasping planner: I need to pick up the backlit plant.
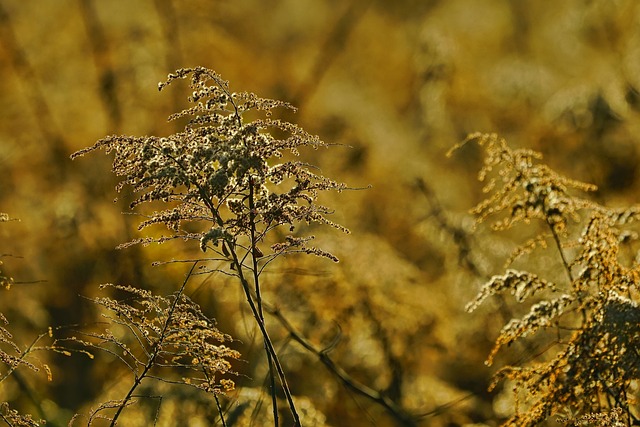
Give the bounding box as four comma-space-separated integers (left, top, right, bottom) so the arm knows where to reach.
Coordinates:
71, 67, 351, 425
454, 133, 640, 426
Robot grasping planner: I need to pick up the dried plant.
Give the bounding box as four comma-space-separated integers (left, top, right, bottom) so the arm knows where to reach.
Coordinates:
453, 133, 640, 426
0, 402, 41, 427
0, 212, 42, 427
71, 67, 351, 426
70, 263, 239, 426
0, 320, 46, 427
559, 407, 626, 427
71, 66, 348, 260
0, 213, 73, 427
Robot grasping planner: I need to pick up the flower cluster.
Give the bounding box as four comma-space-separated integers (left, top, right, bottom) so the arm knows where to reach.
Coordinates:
71, 67, 348, 267
0, 402, 41, 427
457, 134, 640, 425
560, 408, 626, 427
78, 283, 239, 423
72, 67, 352, 425
449, 133, 597, 232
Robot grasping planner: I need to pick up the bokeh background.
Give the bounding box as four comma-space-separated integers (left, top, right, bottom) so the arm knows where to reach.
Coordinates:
2, 0, 640, 425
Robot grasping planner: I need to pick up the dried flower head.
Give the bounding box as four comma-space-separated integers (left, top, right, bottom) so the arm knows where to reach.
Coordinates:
559, 408, 626, 427
71, 67, 348, 266
94, 284, 238, 389
0, 402, 42, 427
448, 133, 597, 232
77, 281, 239, 424
455, 134, 640, 426
72, 67, 354, 426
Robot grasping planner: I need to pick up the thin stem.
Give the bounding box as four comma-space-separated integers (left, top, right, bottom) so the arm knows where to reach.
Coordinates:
172, 130, 295, 423
220, 79, 242, 128
0, 332, 44, 383
232, 267, 419, 425
266, 304, 417, 427
110, 261, 199, 426
249, 175, 279, 426
249, 177, 264, 320
360, 293, 403, 401
547, 221, 574, 284
214, 394, 227, 427
225, 241, 301, 426
546, 219, 592, 330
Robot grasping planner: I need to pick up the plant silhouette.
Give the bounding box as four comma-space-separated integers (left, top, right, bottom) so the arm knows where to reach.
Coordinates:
72, 67, 353, 426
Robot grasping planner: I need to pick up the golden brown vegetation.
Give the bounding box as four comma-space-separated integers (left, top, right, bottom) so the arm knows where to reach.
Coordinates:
70, 67, 356, 426
2, 1, 640, 426
456, 133, 640, 426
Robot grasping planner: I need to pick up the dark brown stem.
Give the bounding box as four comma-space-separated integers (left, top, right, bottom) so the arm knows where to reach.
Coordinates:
360, 293, 403, 402
266, 304, 417, 427
161, 120, 296, 425
249, 176, 280, 426
214, 394, 228, 427
225, 241, 301, 426
110, 261, 198, 426
547, 221, 574, 284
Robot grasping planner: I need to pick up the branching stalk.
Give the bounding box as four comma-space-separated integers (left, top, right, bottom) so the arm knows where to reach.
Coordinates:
110, 261, 199, 426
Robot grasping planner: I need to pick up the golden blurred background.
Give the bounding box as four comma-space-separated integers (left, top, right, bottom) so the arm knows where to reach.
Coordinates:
2, 0, 640, 425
